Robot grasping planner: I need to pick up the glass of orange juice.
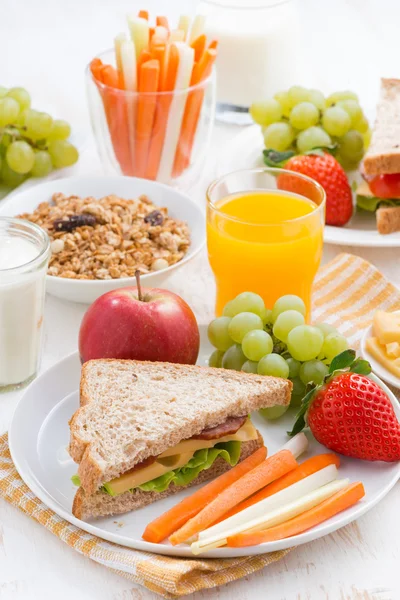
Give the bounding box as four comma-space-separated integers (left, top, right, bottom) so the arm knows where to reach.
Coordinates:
206, 167, 326, 317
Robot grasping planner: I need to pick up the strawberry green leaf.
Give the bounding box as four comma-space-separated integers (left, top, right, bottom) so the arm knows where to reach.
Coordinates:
288, 385, 316, 437
263, 149, 295, 168
303, 144, 338, 157
328, 349, 356, 373
350, 358, 372, 375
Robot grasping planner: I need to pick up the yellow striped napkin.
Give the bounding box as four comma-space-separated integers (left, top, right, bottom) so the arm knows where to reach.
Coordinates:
0, 252, 399, 598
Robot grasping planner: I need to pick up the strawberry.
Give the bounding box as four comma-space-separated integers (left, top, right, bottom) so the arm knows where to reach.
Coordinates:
289, 350, 400, 462
277, 153, 353, 227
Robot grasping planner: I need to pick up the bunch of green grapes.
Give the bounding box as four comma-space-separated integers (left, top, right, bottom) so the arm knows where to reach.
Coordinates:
207, 292, 348, 421
250, 86, 371, 170
0, 86, 78, 188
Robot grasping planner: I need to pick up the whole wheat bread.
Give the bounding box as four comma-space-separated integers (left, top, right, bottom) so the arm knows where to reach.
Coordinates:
69, 359, 291, 495
72, 435, 263, 520
363, 78, 400, 176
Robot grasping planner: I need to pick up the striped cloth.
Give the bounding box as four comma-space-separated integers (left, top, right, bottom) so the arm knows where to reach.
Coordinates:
0, 253, 399, 598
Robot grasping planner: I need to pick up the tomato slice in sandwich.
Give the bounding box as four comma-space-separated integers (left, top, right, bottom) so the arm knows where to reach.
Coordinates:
369, 173, 400, 198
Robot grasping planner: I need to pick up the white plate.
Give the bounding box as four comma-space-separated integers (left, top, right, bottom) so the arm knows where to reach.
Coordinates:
218, 126, 400, 248
0, 176, 205, 304
360, 325, 400, 389
9, 325, 400, 558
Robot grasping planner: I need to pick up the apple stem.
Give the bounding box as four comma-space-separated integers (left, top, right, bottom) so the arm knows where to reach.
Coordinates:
135, 270, 143, 301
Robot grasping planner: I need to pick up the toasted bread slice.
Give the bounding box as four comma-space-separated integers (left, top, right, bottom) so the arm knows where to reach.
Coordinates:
363, 78, 400, 176
69, 359, 291, 495
376, 206, 400, 234
72, 435, 263, 520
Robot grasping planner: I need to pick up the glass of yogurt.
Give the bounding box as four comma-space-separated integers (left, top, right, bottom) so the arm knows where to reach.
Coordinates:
0, 218, 50, 392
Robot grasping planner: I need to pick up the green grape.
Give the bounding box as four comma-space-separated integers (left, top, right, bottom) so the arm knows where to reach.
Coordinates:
274, 90, 292, 117
223, 292, 265, 318
25, 110, 53, 139
322, 106, 351, 137
208, 316, 233, 351
273, 309, 305, 343
250, 99, 282, 126
242, 330, 273, 361
31, 150, 53, 177
296, 126, 332, 153
242, 360, 258, 374
1, 161, 25, 187
209, 349, 224, 368
336, 99, 362, 127
353, 114, 369, 134
363, 128, 372, 150
299, 359, 329, 385
260, 307, 272, 326
287, 357, 301, 378
291, 377, 306, 407
259, 405, 289, 421
271, 295, 306, 323
289, 102, 319, 130
287, 325, 324, 361
222, 344, 246, 371
15, 108, 28, 127
6, 87, 31, 110
48, 119, 71, 141
0, 97, 20, 126
0, 86, 8, 98
308, 89, 325, 111
322, 332, 348, 361
48, 140, 78, 168
228, 312, 263, 344
6, 141, 35, 174
263, 122, 295, 152
340, 130, 364, 162
288, 85, 310, 107
315, 322, 337, 338
326, 90, 358, 106
258, 353, 289, 378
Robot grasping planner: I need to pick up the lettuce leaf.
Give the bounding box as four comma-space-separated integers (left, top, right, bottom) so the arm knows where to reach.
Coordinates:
356, 195, 400, 212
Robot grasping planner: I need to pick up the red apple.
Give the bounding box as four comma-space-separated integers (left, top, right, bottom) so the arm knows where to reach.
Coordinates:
79, 276, 200, 365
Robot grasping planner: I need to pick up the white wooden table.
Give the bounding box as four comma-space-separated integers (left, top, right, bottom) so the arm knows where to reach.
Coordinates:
1, 1, 400, 598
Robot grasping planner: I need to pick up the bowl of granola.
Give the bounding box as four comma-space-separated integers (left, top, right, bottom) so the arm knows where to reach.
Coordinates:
0, 176, 204, 303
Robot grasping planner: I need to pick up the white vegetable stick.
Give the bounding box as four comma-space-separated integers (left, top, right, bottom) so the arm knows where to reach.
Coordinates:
191, 478, 349, 554
127, 16, 149, 60
178, 15, 191, 40
189, 14, 206, 44
280, 432, 309, 459
156, 42, 194, 183
120, 39, 137, 166
198, 464, 338, 541
153, 26, 169, 42
170, 29, 185, 42
114, 33, 127, 81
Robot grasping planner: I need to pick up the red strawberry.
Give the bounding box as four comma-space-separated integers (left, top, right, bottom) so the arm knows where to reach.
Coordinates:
278, 153, 353, 226
290, 350, 400, 462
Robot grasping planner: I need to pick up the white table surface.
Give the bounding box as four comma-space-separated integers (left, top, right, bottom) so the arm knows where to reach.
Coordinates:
1, 0, 400, 598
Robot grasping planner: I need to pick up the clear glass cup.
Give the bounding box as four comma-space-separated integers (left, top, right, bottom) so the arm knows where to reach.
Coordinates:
198, 0, 306, 124
0, 218, 50, 392
86, 49, 216, 189
206, 168, 326, 317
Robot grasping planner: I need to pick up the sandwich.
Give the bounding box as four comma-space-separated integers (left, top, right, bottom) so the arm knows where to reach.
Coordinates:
357, 78, 400, 234
69, 359, 291, 520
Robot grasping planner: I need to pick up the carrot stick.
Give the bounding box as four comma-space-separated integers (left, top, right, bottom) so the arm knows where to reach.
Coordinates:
156, 16, 169, 30
227, 482, 365, 547
138, 9, 149, 20
145, 44, 179, 180
142, 446, 267, 544
191, 34, 206, 62
219, 454, 341, 523
90, 58, 104, 82
169, 449, 297, 546
172, 47, 217, 177
137, 49, 152, 82
209, 40, 219, 50
135, 59, 160, 177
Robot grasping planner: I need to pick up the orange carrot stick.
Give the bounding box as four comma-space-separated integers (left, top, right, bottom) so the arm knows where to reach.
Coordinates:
219, 454, 340, 523
169, 449, 297, 546
137, 49, 152, 82
145, 44, 179, 180
156, 16, 169, 30
172, 48, 217, 178
191, 34, 206, 62
209, 39, 218, 50
142, 446, 267, 544
227, 482, 365, 547
149, 26, 155, 39
135, 59, 160, 177
138, 9, 149, 20
90, 58, 104, 82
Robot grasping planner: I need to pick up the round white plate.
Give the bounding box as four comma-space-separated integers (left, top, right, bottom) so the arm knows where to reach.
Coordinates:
0, 176, 205, 304
360, 325, 400, 389
218, 125, 400, 248
9, 326, 400, 557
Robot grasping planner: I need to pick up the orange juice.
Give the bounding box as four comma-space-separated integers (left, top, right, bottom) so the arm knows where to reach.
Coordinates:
207, 190, 324, 316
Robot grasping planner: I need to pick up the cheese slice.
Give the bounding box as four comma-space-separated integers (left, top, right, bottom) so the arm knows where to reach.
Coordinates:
386, 341, 400, 358
373, 310, 400, 344
366, 337, 400, 378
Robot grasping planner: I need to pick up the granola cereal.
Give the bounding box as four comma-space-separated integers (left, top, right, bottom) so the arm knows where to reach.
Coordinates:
18, 193, 191, 280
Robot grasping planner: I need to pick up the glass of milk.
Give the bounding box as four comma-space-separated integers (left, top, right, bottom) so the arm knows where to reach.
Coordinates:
199, 0, 307, 124
0, 218, 50, 392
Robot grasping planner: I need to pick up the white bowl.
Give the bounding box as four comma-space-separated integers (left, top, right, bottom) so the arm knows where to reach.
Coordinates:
0, 176, 205, 303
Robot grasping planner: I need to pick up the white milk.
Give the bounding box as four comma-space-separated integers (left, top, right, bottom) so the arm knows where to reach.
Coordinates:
204, 0, 307, 108
0, 224, 49, 389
